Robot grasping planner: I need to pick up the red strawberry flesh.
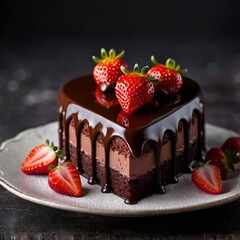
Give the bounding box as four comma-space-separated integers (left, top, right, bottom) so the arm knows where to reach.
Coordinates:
192, 165, 222, 194
48, 162, 82, 197
21, 144, 57, 174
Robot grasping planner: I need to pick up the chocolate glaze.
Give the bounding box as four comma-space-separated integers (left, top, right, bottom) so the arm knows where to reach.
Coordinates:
58, 75, 205, 203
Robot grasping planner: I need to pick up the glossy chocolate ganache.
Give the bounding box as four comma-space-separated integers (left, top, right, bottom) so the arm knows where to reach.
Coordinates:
58, 75, 205, 204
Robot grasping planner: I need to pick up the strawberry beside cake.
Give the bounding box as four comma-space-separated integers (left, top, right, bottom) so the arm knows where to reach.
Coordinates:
57, 48, 205, 204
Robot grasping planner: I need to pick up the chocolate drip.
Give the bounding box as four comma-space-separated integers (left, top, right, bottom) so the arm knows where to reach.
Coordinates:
149, 141, 165, 194
89, 132, 97, 185
58, 107, 63, 151
76, 122, 83, 173
102, 139, 112, 193
183, 119, 190, 173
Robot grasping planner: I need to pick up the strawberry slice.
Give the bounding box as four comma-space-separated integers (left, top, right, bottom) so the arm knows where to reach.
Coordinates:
21, 140, 62, 174
192, 165, 222, 194
48, 162, 82, 197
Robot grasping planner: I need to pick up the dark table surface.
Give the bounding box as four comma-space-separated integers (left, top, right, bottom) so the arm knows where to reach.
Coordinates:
0, 38, 240, 239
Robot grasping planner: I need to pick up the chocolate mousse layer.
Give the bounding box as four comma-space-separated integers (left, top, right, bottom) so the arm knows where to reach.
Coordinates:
58, 75, 204, 204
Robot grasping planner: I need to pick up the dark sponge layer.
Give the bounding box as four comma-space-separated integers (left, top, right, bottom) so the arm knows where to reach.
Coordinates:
68, 141, 198, 204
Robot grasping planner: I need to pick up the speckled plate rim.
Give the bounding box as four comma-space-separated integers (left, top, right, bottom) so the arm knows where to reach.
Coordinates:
0, 122, 239, 217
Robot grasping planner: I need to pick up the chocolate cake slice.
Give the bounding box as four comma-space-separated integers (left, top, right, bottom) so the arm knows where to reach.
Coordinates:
58, 75, 204, 204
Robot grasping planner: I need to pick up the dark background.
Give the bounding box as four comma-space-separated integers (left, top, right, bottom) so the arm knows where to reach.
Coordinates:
0, 1, 240, 238
1, 0, 240, 40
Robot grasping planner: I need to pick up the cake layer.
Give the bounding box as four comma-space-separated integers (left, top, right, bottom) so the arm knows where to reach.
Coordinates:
66, 138, 199, 203
67, 118, 199, 178
58, 75, 205, 203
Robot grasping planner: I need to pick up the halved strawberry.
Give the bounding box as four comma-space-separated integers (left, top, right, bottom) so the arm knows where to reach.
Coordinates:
21, 139, 62, 174
203, 147, 234, 179
147, 57, 187, 94
115, 64, 157, 114
192, 164, 222, 194
92, 48, 128, 92
48, 162, 82, 197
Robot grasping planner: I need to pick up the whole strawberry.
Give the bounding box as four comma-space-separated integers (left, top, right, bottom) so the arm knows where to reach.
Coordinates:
21, 139, 63, 175
221, 137, 240, 164
92, 48, 128, 92
203, 147, 234, 179
115, 64, 157, 114
147, 57, 187, 94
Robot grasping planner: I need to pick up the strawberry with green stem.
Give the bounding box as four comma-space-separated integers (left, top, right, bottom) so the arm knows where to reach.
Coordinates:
222, 137, 240, 164
148, 57, 187, 94
92, 48, 128, 92
21, 139, 63, 174
203, 147, 234, 179
115, 64, 158, 114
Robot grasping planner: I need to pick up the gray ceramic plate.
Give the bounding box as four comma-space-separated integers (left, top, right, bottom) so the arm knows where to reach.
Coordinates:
0, 122, 239, 216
